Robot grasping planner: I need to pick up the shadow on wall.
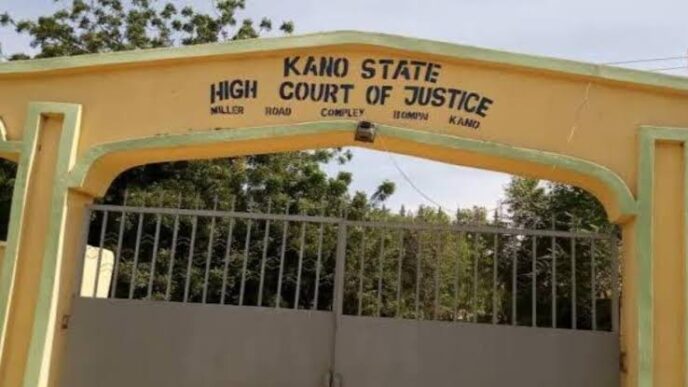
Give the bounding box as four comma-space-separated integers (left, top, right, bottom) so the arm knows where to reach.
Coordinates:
80, 246, 114, 298
0, 243, 111, 298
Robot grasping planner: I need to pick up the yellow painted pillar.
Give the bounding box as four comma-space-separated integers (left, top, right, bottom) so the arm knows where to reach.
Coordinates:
47, 192, 92, 387
0, 114, 60, 386
621, 220, 638, 387
652, 142, 685, 386
0, 103, 88, 387
635, 128, 688, 387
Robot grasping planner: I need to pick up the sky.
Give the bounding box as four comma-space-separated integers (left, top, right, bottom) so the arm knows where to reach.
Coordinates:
1, 0, 687, 212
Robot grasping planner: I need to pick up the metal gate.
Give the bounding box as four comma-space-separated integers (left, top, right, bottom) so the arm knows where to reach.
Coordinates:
61, 202, 619, 387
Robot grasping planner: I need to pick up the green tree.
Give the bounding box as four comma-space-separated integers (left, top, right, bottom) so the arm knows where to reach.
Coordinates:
0, 160, 15, 239
502, 177, 616, 330
1, 0, 293, 59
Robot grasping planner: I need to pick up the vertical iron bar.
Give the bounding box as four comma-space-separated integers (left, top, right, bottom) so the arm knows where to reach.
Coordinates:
357, 231, 366, 316
110, 192, 129, 298
454, 232, 463, 321
183, 214, 198, 303
512, 243, 517, 326
330, 219, 346, 387
257, 199, 272, 306
202, 197, 219, 304
415, 235, 422, 319
93, 211, 108, 298
333, 221, 348, 316
128, 213, 144, 300
239, 200, 254, 306
571, 236, 577, 329
164, 195, 182, 301
146, 210, 162, 299
294, 220, 306, 309
591, 238, 597, 331
395, 230, 404, 318
551, 215, 557, 328
377, 231, 385, 317
220, 197, 237, 304
312, 202, 326, 310
611, 234, 620, 333
415, 232, 423, 320
492, 234, 498, 324
531, 236, 537, 327
472, 235, 478, 323
433, 233, 440, 320
276, 202, 290, 308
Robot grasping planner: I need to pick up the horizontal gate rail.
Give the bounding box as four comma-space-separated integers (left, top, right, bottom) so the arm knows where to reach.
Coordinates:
89, 204, 611, 239
89, 204, 342, 224
344, 219, 611, 239
77, 202, 619, 332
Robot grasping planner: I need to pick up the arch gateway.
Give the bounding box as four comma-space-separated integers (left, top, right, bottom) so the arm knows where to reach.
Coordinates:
0, 30, 686, 387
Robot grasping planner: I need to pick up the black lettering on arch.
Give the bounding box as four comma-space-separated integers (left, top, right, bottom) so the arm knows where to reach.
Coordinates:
284, 57, 301, 77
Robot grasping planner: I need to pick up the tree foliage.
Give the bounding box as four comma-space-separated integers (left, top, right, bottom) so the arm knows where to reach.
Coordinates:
1, 0, 293, 59
504, 177, 613, 233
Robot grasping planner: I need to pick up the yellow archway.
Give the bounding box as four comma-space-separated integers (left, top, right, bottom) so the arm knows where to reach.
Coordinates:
0, 31, 687, 386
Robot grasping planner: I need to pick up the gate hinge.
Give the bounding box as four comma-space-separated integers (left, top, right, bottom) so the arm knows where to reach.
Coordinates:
619, 350, 627, 374
61, 314, 71, 330
323, 371, 342, 387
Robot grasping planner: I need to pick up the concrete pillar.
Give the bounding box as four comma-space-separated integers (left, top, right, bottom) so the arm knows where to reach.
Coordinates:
0, 103, 87, 387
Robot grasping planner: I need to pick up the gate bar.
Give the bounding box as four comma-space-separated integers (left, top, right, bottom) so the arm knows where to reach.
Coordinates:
88, 204, 611, 239
110, 206, 126, 298
333, 221, 347, 316
357, 231, 365, 316
344, 218, 610, 239
472, 235, 478, 323
454, 232, 463, 321
415, 235, 422, 319
330, 220, 348, 387
183, 213, 198, 303
551, 216, 557, 328
395, 230, 404, 318
492, 234, 498, 324
93, 211, 108, 298
164, 199, 181, 301
257, 199, 272, 306
571, 236, 577, 329
147, 210, 162, 299
433, 232, 440, 320
219, 197, 236, 304
532, 236, 537, 327
129, 213, 144, 300
202, 198, 219, 304
312, 203, 326, 310
591, 238, 597, 330
377, 231, 385, 317
238, 200, 253, 306
512, 247, 517, 325
276, 201, 290, 308
294, 220, 306, 309
90, 204, 339, 225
